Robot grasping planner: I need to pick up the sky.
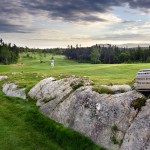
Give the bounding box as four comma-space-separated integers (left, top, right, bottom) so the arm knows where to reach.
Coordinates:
1, 0, 150, 48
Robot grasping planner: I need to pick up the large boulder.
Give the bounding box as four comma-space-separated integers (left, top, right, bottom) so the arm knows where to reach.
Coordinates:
28, 77, 91, 107
2, 82, 26, 99
29, 77, 144, 150
41, 88, 144, 150
120, 99, 150, 150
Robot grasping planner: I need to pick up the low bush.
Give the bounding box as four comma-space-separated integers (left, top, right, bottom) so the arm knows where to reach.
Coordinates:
70, 80, 84, 90
110, 124, 122, 145
131, 98, 146, 111
111, 124, 119, 132
92, 86, 114, 94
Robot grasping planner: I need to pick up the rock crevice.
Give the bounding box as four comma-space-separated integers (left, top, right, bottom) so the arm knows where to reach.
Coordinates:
1, 76, 149, 150
28, 77, 149, 150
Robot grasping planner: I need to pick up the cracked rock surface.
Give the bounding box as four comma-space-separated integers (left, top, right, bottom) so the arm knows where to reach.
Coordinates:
28, 77, 148, 150
28, 77, 90, 107
120, 99, 150, 150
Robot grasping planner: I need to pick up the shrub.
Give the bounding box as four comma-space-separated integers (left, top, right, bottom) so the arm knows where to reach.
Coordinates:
70, 80, 84, 90
131, 98, 146, 111
146, 56, 150, 63
111, 124, 119, 132
92, 86, 114, 94
110, 124, 121, 145
110, 135, 120, 145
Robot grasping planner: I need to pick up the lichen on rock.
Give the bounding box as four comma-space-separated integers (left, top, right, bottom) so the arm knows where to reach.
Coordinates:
2, 82, 26, 99
120, 99, 150, 150
28, 77, 149, 150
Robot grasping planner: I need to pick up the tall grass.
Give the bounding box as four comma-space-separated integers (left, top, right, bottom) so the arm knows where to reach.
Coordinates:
0, 90, 105, 150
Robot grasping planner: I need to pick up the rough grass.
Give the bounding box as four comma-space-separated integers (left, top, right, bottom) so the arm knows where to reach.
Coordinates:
0, 52, 107, 150
131, 98, 146, 111
70, 80, 84, 90
0, 90, 105, 150
92, 86, 113, 94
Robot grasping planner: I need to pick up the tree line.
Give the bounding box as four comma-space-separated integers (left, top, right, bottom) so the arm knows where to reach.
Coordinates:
0, 39, 19, 64
1, 38, 150, 65
64, 44, 150, 64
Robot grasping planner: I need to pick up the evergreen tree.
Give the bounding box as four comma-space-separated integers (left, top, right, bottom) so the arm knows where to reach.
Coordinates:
1, 45, 11, 64
90, 48, 100, 64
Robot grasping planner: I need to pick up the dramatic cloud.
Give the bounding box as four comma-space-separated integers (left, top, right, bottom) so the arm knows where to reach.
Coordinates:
1, 0, 150, 28
21, 0, 150, 22
127, 0, 150, 9
0, 0, 33, 33
1, 0, 150, 47
21, 0, 122, 23
0, 21, 28, 33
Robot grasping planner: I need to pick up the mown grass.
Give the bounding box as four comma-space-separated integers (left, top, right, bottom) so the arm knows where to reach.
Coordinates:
0, 90, 104, 150
1, 52, 150, 85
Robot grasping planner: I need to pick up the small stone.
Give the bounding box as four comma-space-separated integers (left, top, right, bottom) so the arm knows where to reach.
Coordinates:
0, 76, 8, 81
2, 83, 26, 99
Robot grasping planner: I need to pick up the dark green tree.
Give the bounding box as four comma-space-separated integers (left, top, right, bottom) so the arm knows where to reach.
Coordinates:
90, 48, 100, 64
1, 45, 11, 64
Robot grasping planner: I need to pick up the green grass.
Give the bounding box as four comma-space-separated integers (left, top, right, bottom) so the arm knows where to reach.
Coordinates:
1, 52, 150, 85
70, 80, 84, 90
0, 53, 106, 149
0, 52, 150, 150
131, 98, 146, 111
0, 90, 104, 150
92, 86, 113, 94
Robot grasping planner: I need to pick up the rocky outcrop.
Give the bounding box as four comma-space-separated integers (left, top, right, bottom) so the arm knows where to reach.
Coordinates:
120, 99, 150, 150
41, 89, 143, 150
28, 77, 91, 107
28, 77, 147, 150
0, 76, 8, 81
2, 83, 26, 99
1, 75, 149, 150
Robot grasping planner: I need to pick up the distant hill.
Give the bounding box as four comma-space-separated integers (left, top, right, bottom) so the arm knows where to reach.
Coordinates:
118, 43, 150, 48
92, 43, 150, 48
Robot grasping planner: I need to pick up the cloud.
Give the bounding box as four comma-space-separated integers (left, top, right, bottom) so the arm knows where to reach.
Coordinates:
127, 0, 150, 10
92, 33, 142, 41
22, 0, 150, 22
1, 0, 150, 33
22, 0, 122, 23
0, 0, 33, 33
0, 21, 29, 33
121, 20, 136, 24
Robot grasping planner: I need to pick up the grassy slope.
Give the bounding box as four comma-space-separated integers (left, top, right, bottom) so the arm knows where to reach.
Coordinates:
0, 90, 104, 150
0, 92, 62, 150
0, 53, 150, 150
0, 53, 106, 150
